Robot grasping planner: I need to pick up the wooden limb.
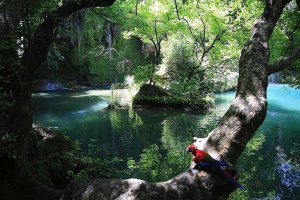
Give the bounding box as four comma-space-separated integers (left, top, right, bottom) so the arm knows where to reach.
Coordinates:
199, 17, 206, 47
62, 166, 236, 200
153, 18, 161, 56
188, 28, 225, 79
173, 0, 225, 80
205, 0, 291, 164
135, 0, 140, 15
148, 37, 159, 58
268, 48, 300, 75
173, 0, 199, 42
182, 17, 198, 42
205, 30, 226, 54
174, 0, 181, 20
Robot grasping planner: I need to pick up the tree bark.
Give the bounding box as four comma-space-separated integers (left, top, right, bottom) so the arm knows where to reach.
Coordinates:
204, 0, 292, 163
61, 1, 295, 199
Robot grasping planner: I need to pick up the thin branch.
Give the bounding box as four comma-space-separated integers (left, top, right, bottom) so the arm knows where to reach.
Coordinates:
205, 30, 226, 53
154, 18, 159, 52
174, 0, 198, 41
268, 48, 300, 74
187, 28, 225, 80
148, 36, 159, 58
135, 0, 140, 15
182, 17, 199, 42
199, 17, 206, 47
149, 38, 159, 54
174, 0, 181, 20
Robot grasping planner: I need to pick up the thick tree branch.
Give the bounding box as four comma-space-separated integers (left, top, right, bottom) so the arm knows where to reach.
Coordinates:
204, 0, 292, 164
63, 164, 237, 200
268, 48, 300, 74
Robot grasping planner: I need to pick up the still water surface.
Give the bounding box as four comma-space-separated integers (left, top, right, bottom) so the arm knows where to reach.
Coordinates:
32, 84, 300, 199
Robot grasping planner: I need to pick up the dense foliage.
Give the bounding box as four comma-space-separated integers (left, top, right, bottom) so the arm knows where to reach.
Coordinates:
18, 0, 299, 91
1, 0, 300, 199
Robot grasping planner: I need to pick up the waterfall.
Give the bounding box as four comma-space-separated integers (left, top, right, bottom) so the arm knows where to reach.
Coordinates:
43, 80, 63, 90
268, 73, 278, 83
76, 12, 82, 64
105, 22, 113, 60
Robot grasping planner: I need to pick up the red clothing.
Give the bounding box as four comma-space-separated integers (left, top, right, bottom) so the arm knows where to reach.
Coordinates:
187, 144, 208, 163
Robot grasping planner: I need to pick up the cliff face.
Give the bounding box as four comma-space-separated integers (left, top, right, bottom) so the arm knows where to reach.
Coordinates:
34, 16, 150, 87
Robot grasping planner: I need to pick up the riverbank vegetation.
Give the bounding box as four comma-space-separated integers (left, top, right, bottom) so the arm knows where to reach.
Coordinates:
1, 0, 300, 199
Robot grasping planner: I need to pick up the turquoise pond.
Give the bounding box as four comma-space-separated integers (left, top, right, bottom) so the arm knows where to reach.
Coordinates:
32, 84, 300, 199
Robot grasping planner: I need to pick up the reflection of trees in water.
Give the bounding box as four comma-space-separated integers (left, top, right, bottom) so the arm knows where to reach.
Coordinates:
230, 125, 300, 199
109, 108, 163, 160
229, 132, 272, 199
107, 106, 300, 189
123, 107, 234, 182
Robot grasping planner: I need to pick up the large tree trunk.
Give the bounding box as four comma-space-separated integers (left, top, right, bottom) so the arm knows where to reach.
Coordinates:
61, 1, 293, 199
204, 0, 291, 164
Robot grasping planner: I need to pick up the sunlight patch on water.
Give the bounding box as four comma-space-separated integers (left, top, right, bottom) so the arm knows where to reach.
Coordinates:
72, 101, 108, 114
90, 101, 108, 110
71, 90, 111, 98
268, 84, 300, 113
32, 93, 59, 98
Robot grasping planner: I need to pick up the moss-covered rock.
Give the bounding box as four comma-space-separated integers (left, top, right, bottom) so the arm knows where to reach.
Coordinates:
133, 84, 213, 109
1, 123, 124, 194
29, 125, 74, 188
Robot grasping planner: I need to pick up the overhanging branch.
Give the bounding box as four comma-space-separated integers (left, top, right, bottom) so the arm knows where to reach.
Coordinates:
268, 48, 300, 75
